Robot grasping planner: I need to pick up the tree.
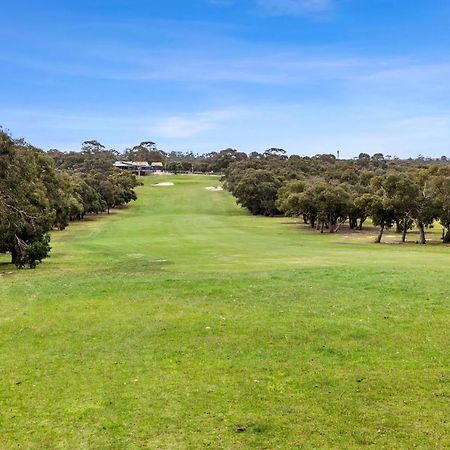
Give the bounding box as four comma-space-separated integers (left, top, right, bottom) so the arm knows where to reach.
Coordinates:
351, 193, 374, 230
81, 140, 105, 153
358, 153, 370, 161
429, 173, 450, 243
310, 182, 351, 233
276, 180, 307, 221
222, 145, 450, 245
367, 194, 395, 243
278, 179, 351, 232
127, 141, 166, 163
73, 176, 105, 218
166, 161, 184, 174
0, 131, 55, 267
263, 148, 288, 160
0, 129, 143, 269
80, 140, 117, 172
234, 169, 283, 216
107, 170, 139, 207
380, 174, 421, 242
84, 169, 139, 213
208, 149, 247, 173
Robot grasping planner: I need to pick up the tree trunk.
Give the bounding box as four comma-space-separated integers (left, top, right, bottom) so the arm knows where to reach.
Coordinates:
402, 218, 408, 242
443, 228, 450, 244
328, 217, 334, 233
11, 247, 18, 264
334, 218, 346, 233
375, 222, 385, 243
416, 220, 426, 244
320, 221, 324, 234
358, 217, 366, 230
396, 219, 401, 233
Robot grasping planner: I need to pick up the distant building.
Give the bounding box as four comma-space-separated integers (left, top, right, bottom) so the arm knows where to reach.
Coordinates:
114, 161, 163, 176
114, 161, 133, 170
151, 162, 164, 173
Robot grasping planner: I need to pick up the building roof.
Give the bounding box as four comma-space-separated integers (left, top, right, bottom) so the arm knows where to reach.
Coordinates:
115, 160, 157, 169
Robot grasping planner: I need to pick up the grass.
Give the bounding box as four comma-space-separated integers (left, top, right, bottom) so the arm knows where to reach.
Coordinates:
0, 175, 449, 449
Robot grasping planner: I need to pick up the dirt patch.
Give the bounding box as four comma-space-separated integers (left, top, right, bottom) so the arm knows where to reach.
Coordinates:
205, 186, 223, 191
154, 182, 174, 187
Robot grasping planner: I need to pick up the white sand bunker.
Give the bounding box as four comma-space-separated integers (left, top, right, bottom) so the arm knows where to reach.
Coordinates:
154, 182, 174, 186
205, 186, 223, 191
127, 253, 145, 258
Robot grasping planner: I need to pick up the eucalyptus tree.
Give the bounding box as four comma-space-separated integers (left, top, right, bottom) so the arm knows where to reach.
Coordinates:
234, 169, 283, 216
127, 141, 165, 163
429, 172, 450, 243
368, 194, 395, 244
277, 179, 351, 232
276, 180, 308, 222
380, 173, 421, 242
0, 131, 55, 267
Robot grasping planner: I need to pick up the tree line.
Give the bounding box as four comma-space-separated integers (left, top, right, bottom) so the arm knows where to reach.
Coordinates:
48, 139, 249, 174
222, 149, 450, 244
2, 128, 450, 271
0, 132, 139, 269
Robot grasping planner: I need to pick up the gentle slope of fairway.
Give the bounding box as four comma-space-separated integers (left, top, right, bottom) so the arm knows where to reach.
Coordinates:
0, 175, 449, 449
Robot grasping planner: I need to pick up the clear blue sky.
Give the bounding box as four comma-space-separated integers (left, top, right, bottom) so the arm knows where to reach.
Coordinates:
1, 0, 450, 157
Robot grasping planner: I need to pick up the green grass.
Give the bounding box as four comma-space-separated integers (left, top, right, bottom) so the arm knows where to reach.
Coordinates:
0, 175, 449, 449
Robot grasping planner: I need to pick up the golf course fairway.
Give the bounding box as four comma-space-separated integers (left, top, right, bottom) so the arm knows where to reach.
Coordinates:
0, 175, 448, 449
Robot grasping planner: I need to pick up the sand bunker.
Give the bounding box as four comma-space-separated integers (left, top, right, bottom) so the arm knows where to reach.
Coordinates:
205, 186, 223, 191
154, 182, 174, 186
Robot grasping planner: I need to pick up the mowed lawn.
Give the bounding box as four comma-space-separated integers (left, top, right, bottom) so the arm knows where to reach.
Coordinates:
0, 175, 449, 449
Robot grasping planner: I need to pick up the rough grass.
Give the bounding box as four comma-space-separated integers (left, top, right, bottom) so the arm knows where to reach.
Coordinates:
0, 175, 449, 449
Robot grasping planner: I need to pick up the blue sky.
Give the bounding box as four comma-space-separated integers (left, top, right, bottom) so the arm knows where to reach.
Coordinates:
1, 0, 450, 157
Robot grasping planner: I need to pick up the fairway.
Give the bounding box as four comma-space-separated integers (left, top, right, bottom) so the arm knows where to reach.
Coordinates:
0, 175, 449, 449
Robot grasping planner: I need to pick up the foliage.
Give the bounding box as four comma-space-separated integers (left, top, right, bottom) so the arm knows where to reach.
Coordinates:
0, 131, 57, 267
429, 168, 450, 242
165, 161, 184, 174
125, 141, 166, 163
0, 131, 139, 268
224, 150, 450, 244
14, 234, 51, 269
234, 169, 283, 216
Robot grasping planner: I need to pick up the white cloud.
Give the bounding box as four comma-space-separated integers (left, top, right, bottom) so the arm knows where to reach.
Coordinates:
152, 110, 238, 139
6, 45, 450, 90
3, 104, 450, 158
207, 0, 334, 16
